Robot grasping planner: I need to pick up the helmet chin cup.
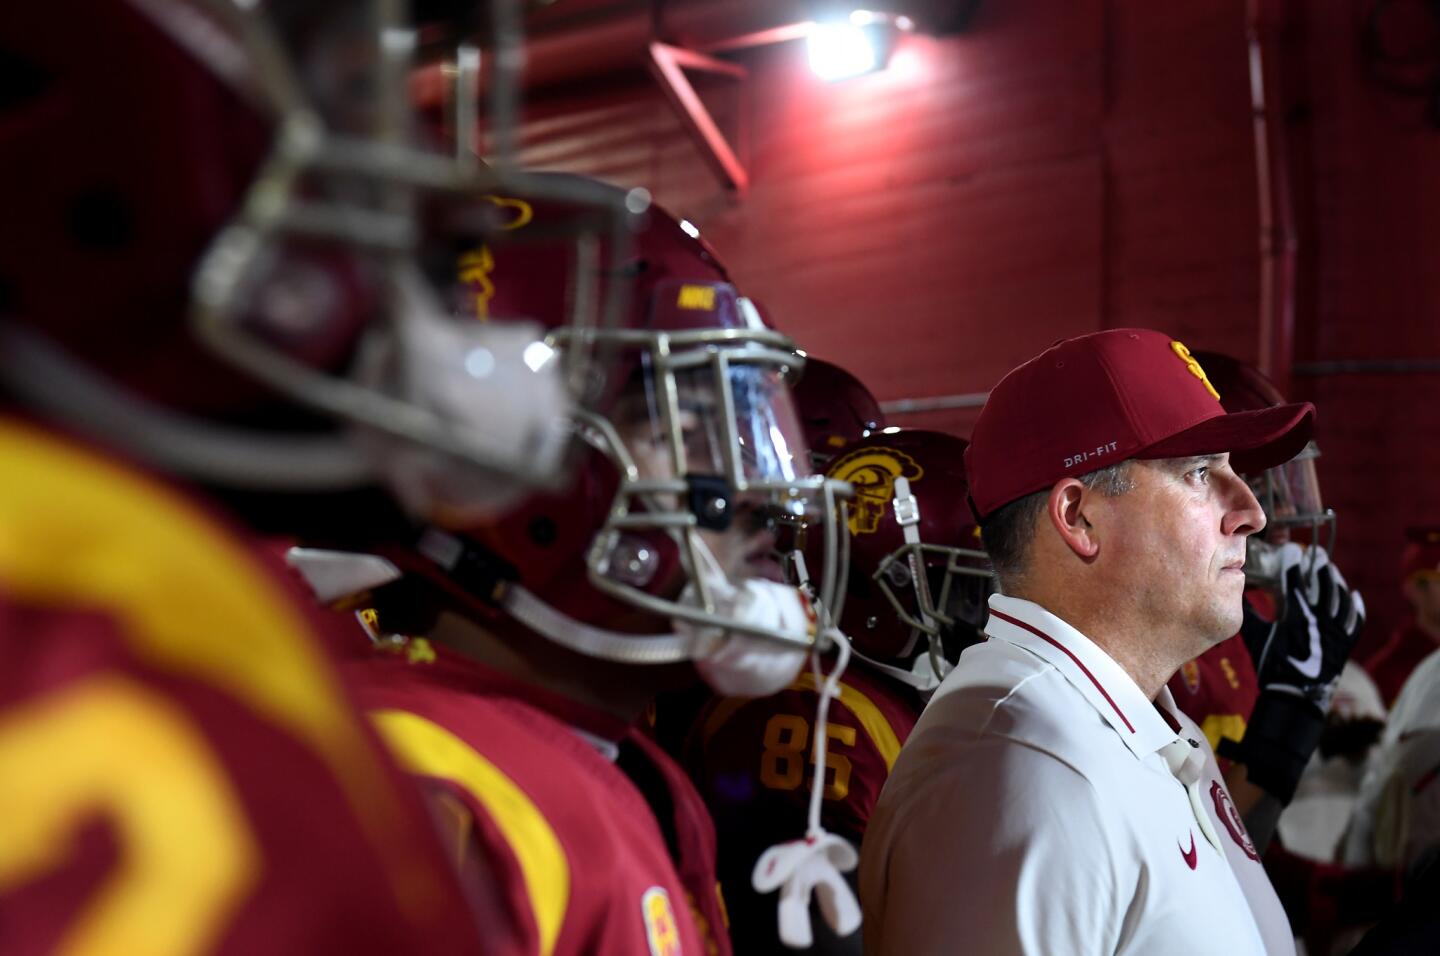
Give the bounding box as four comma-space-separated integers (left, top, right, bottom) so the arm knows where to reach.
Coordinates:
680, 577, 815, 696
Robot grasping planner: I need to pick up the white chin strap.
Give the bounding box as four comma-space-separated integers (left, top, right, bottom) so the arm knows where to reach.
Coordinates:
504, 586, 814, 699
503, 584, 700, 664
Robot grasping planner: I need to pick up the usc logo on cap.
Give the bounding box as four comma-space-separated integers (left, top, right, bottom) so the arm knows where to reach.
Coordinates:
1170, 341, 1221, 402
642, 887, 684, 956
827, 447, 924, 536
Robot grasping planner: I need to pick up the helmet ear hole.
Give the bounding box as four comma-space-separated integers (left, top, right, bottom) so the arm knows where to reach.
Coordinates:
66, 188, 134, 249
528, 516, 558, 547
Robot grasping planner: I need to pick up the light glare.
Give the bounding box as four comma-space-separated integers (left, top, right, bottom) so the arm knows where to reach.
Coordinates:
464, 347, 496, 378
806, 22, 878, 81
522, 340, 556, 372
679, 218, 701, 239
624, 187, 652, 215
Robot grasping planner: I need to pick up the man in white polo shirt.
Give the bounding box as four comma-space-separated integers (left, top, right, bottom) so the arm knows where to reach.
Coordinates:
858, 329, 1308, 955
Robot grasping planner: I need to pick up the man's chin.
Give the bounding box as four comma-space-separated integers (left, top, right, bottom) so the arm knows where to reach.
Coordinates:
1211, 604, 1246, 645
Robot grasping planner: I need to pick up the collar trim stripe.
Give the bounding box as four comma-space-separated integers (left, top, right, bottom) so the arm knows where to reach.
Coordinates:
990, 609, 1136, 734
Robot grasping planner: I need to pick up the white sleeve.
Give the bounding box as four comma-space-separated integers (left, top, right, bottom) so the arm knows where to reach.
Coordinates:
862, 739, 1129, 956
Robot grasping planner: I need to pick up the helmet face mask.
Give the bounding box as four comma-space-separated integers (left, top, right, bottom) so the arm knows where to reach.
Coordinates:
1244, 440, 1338, 593
873, 539, 994, 639
558, 289, 848, 654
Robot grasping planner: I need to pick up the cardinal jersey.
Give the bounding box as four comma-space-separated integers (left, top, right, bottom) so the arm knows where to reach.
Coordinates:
350, 642, 731, 956
1169, 633, 1261, 756
686, 664, 919, 844
0, 419, 478, 956
682, 663, 920, 952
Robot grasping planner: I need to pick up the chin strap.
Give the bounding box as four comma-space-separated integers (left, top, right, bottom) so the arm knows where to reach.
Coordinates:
503, 583, 702, 664
751, 633, 863, 948
847, 641, 951, 694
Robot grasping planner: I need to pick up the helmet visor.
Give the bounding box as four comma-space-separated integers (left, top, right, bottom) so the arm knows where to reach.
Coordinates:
1253, 440, 1329, 540
634, 361, 813, 488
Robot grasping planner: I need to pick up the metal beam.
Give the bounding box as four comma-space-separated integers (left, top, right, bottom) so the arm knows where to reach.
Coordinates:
646, 41, 749, 195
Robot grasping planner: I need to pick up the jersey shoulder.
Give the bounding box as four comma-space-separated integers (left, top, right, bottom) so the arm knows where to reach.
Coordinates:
356, 653, 719, 956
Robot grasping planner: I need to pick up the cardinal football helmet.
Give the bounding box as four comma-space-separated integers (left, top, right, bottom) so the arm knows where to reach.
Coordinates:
814, 429, 993, 692
296, 182, 851, 696
792, 358, 887, 470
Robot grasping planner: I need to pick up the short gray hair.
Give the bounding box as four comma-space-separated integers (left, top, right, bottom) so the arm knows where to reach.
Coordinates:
980, 461, 1135, 594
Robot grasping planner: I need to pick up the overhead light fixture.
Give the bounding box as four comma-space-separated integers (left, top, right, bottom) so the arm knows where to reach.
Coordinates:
805, 10, 914, 82
807, 21, 878, 81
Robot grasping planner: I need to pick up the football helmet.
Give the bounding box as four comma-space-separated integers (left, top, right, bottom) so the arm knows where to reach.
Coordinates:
814, 429, 993, 692
1192, 351, 1337, 594
295, 183, 852, 696
792, 358, 887, 470
0, 0, 628, 514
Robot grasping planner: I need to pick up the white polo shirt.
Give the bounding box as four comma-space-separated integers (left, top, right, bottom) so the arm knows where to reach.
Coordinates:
858, 595, 1294, 955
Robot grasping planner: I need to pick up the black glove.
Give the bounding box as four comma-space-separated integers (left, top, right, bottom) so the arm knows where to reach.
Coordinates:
1219, 546, 1366, 804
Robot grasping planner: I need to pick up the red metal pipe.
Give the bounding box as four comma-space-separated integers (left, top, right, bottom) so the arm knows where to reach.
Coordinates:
1246, 0, 1297, 398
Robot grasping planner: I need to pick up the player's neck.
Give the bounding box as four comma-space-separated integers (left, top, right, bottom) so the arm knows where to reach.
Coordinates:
427, 609, 683, 725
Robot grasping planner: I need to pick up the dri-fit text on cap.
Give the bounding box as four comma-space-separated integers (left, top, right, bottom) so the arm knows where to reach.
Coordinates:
1064, 441, 1119, 469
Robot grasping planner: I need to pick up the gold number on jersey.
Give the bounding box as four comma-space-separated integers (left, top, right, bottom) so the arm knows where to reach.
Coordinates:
0, 675, 257, 956
760, 714, 808, 791
759, 715, 858, 801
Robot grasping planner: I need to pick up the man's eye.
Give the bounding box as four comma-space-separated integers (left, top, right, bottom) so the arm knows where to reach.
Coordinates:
1189, 465, 1210, 482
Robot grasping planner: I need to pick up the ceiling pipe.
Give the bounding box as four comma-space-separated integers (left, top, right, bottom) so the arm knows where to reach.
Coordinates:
1246, 0, 1298, 398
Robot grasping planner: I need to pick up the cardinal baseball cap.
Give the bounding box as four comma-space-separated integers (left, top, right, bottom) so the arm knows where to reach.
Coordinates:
965, 328, 1315, 521
1402, 528, 1440, 582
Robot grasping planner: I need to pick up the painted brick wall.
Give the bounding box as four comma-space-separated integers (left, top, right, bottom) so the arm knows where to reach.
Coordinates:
508, 0, 1439, 653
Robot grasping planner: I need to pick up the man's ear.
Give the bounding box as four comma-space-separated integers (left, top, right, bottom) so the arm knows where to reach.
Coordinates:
1046, 478, 1100, 560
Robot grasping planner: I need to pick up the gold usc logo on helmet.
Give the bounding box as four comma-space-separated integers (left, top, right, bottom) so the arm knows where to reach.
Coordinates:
455, 195, 535, 321
827, 447, 924, 537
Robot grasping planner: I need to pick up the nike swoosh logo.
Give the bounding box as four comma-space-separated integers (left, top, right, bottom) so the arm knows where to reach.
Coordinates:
1286, 598, 1323, 680
1179, 832, 1197, 870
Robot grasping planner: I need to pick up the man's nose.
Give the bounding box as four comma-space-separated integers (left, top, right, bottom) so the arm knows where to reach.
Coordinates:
1221, 471, 1267, 537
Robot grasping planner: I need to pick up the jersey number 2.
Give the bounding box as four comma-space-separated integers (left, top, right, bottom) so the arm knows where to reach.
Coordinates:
0, 675, 256, 955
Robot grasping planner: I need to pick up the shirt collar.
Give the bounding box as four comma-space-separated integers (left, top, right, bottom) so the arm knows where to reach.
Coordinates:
985, 594, 1183, 761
